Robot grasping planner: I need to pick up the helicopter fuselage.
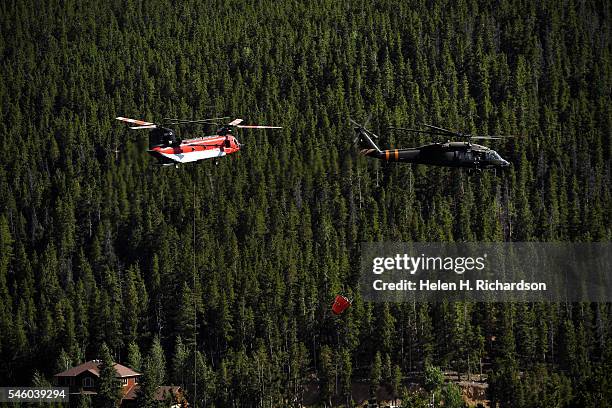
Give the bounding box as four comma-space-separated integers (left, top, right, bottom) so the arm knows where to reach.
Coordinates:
116, 116, 279, 166
360, 142, 510, 169
147, 134, 241, 165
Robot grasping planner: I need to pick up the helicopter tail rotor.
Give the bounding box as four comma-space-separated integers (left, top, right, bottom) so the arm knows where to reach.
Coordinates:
350, 118, 381, 152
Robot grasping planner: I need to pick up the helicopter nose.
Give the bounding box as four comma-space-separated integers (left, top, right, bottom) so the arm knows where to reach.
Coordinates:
501, 159, 510, 167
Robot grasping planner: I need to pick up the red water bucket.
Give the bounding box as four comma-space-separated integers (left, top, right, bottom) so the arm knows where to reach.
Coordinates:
331, 295, 352, 315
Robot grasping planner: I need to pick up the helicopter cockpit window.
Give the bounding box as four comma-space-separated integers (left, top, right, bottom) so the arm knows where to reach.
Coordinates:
487, 151, 501, 161
225, 139, 231, 148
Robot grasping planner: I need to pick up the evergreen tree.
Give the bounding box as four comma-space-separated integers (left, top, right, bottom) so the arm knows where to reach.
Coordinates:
424, 364, 444, 394
442, 383, 465, 408
400, 388, 429, 408
127, 341, 142, 372
171, 336, 188, 388
137, 336, 166, 408
96, 343, 121, 408
319, 345, 335, 406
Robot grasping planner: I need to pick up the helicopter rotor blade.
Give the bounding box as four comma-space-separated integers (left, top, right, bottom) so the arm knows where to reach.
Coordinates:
171, 116, 230, 122
422, 123, 459, 137
470, 135, 513, 140
366, 129, 380, 139
390, 124, 516, 142
129, 125, 158, 130
170, 116, 230, 121
163, 117, 230, 125
236, 125, 282, 129
388, 127, 448, 136
223, 118, 281, 129
349, 118, 363, 128
116, 117, 156, 127
470, 133, 514, 139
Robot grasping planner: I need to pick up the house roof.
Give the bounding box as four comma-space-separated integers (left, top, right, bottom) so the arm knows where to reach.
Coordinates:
54, 360, 141, 378
155, 386, 183, 401
123, 385, 183, 401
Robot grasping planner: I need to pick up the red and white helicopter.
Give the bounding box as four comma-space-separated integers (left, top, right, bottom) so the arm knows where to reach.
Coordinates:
116, 116, 281, 166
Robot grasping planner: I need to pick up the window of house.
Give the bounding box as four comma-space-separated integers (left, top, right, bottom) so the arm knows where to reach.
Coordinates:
83, 377, 94, 388
122, 378, 128, 385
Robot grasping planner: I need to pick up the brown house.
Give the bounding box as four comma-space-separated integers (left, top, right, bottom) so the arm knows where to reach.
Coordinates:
54, 360, 187, 407
54, 360, 140, 398
123, 385, 187, 408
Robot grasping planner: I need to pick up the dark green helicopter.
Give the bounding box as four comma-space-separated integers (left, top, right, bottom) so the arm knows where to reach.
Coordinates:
350, 118, 511, 169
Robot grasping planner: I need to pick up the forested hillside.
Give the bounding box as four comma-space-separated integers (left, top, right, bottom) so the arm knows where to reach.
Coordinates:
0, 0, 610, 406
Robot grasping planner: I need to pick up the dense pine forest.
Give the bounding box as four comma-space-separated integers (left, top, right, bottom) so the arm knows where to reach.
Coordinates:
0, 0, 610, 406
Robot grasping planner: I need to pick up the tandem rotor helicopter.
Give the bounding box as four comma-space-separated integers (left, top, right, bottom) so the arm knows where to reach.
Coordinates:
350, 118, 512, 169
116, 116, 282, 167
